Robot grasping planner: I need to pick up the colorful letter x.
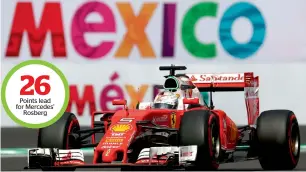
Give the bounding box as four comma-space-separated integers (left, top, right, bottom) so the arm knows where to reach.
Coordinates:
115, 3, 157, 58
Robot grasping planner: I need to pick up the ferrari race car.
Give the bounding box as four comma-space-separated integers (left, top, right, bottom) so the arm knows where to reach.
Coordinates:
26, 65, 300, 171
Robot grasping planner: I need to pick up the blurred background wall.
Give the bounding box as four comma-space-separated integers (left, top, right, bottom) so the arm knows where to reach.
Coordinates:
2, 0, 306, 147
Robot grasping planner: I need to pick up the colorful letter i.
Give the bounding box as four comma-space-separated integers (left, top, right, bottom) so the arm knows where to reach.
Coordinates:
162, 3, 176, 58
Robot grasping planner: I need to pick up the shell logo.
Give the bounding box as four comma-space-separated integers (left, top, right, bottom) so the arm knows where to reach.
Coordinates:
111, 124, 132, 132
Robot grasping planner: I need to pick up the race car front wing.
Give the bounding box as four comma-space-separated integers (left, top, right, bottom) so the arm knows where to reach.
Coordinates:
25, 145, 198, 170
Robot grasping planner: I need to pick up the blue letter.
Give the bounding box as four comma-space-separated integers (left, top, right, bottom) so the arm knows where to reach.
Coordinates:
219, 2, 266, 59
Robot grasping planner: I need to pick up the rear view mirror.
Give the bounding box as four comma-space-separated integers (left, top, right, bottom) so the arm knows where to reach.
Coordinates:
112, 99, 127, 106
183, 98, 199, 105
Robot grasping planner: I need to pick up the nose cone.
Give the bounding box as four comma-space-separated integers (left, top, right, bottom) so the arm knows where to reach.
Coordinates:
95, 116, 140, 163
102, 149, 117, 163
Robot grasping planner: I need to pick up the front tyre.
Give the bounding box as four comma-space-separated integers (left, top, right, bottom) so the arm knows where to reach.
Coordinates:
38, 112, 81, 149
178, 110, 220, 170
256, 110, 300, 170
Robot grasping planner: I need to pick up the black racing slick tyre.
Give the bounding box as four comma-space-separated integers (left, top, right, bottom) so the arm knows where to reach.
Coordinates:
38, 112, 81, 149
256, 110, 300, 170
178, 110, 220, 170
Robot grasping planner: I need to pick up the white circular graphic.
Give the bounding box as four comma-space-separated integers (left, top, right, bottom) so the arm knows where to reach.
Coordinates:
3, 62, 68, 127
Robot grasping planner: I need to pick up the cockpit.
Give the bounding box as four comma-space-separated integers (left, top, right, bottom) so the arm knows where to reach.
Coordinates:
138, 65, 206, 110
151, 75, 204, 110
152, 91, 180, 110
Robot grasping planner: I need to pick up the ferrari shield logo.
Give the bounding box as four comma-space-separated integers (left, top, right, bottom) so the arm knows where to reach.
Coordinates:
171, 112, 176, 128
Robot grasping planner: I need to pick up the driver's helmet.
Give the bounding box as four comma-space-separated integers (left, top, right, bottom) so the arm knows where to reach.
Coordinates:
153, 91, 179, 109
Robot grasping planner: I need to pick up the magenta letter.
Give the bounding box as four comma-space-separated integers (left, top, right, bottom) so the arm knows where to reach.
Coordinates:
71, 2, 115, 59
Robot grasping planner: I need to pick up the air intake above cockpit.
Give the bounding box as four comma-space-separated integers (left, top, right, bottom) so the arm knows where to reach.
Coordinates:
163, 76, 179, 90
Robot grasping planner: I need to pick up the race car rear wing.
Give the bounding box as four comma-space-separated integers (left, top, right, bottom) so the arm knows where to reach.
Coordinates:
186, 72, 259, 125
185, 72, 257, 92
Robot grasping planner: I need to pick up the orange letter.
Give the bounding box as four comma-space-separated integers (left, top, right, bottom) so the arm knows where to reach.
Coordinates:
115, 3, 157, 58
125, 84, 148, 108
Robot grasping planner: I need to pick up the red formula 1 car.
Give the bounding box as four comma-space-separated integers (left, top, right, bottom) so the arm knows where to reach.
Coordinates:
26, 65, 300, 171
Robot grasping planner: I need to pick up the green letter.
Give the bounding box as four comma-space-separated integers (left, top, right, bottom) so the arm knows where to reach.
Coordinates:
181, 2, 217, 58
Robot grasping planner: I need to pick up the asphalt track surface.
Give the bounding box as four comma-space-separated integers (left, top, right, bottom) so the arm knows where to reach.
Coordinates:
2, 127, 306, 171
1, 154, 306, 171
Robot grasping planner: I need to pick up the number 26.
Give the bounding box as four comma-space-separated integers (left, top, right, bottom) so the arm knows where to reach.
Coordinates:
20, 75, 51, 96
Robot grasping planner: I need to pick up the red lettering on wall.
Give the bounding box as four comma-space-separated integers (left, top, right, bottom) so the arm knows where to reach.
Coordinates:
67, 85, 96, 116
5, 2, 66, 57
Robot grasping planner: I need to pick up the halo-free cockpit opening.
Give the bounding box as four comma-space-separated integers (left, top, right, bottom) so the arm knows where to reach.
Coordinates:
152, 91, 179, 110
148, 64, 206, 110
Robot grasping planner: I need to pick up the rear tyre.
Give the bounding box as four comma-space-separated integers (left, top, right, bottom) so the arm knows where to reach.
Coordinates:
256, 110, 300, 170
178, 110, 220, 170
38, 112, 81, 149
